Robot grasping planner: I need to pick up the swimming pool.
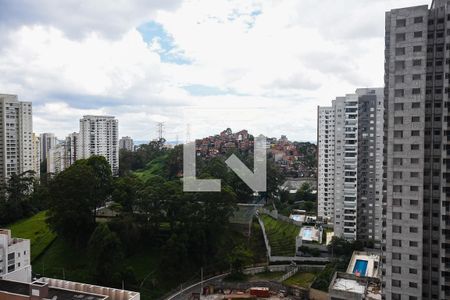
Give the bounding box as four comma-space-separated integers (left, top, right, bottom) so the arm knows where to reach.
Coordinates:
353, 259, 368, 277
302, 228, 313, 239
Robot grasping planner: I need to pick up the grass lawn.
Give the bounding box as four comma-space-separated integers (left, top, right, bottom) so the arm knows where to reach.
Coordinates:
249, 271, 284, 281
8, 211, 56, 261
32, 237, 164, 300
260, 214, 300, 257
283, 272, 317, 288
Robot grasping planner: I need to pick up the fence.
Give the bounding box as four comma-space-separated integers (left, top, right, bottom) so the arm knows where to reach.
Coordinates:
258, 208, 302, 227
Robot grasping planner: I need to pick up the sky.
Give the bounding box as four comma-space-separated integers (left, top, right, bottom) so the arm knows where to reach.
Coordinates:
0, 0, 430, 142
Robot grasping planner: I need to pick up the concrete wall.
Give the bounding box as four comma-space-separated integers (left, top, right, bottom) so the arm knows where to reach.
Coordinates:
309, 288, 328, 300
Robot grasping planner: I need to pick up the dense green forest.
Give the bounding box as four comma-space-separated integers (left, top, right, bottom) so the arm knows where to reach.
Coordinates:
2, 139, 283, 298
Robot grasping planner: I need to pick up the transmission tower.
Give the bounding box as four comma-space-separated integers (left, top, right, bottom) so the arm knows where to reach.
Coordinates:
157, 122, 164, 140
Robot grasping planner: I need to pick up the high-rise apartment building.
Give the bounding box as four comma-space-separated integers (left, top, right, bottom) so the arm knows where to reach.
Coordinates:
0, 94, 33, 181
31, 133, 40, 177
383, 1, 450, 299
79, 115, 119, 175
39, 133, 57, 162
47, 142, 66, 174
317, 89, 383, 242
119, 136, 134, 151
317, 106, 336, 221
65, 132, 79, 167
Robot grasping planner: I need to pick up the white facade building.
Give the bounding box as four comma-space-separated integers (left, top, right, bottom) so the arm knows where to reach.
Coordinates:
39, 133, 57, 163
119, 136, 134, 151
79, 116, 119, 175
318, 89, 383, 242
0, 94, 33, 181
317, 106, 336, 221
47, 142, 66, 174
32, 133, 40, 177
0, 229, 31, 283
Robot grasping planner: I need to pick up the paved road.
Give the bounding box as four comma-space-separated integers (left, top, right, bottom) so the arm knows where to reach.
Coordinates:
166, 273, 230, 300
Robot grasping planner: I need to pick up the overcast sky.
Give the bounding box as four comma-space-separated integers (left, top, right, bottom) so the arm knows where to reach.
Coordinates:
0, 0, 429, 142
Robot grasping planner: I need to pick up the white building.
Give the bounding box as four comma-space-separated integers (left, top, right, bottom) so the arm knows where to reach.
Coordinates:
317, 105, 336, 221
79, 116, 119, 175
0, 229, 31, 283
119, 136, 134, 151
47, 142, 66, 174
65, 132, 80, 167
32, 133, 40, 177
317, 89, 383, 242
39, 133, 57, 163
0, 94, 33, 181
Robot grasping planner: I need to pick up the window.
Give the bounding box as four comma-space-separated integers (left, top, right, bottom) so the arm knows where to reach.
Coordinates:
412, 88, 421, 95
395, 75, 404, 83
411, 102, 420, 108
409, 268, 418, 274
409, 282, 418, 288
412, 116, 420, 122
396, 19, 406, 27
414, 16, 423, 23
392, 266, 401, 273
393, 186, 403, 193
411, 144, 420, 150
393, 198, 402, 206
393, 225, 402, 233
396, 47, 405, 55
393, 240, 402, 247
394, 171, 403, 179
413, 59, 422, 66
394, 103, 404, 111
395, 89, 404, 97
394, 130, 403, 138
410, 254, 418, 260
410, 172, 419, 178
413, 45, 422, 52
412, 74, 421, 80
410, 213, 419, 220
411, 158, 419, 164
392, 279, 401, 287
410, 227, 418, 233
410, 199, 418, 206
394, 144, 403, 152
395, 61, 405, 71
393, 212, 402, 220
414, 31, 423, 38
394, 158, 403, 165
394, 117, 404, 125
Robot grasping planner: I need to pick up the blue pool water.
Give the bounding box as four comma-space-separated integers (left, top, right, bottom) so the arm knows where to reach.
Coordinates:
302, 228, 312, 239
353, 259, 368, 276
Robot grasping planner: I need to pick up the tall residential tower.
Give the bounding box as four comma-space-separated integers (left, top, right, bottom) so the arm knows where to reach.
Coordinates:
317, 88, 383, 242
79, 115, 119, 175
0, 94, 33, 181
384, 1, 450, 299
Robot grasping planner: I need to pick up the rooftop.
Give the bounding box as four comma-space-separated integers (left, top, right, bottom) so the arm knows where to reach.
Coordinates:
346, 251, 380, 278
0, 279, 106, 300
332, 277, 365, 294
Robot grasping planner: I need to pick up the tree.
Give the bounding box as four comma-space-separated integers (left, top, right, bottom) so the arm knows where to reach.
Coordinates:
47, 157, 112, 246
88, 223, 124, 285
228, 245, 252, 278
112, 175, 141, 212
47, 162, 97, 246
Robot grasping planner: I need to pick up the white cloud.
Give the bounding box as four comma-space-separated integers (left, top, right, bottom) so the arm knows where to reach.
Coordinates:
0, 0, 431, 142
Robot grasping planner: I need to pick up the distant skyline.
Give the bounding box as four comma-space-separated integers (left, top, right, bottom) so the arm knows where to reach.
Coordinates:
0, 0, 429, 141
